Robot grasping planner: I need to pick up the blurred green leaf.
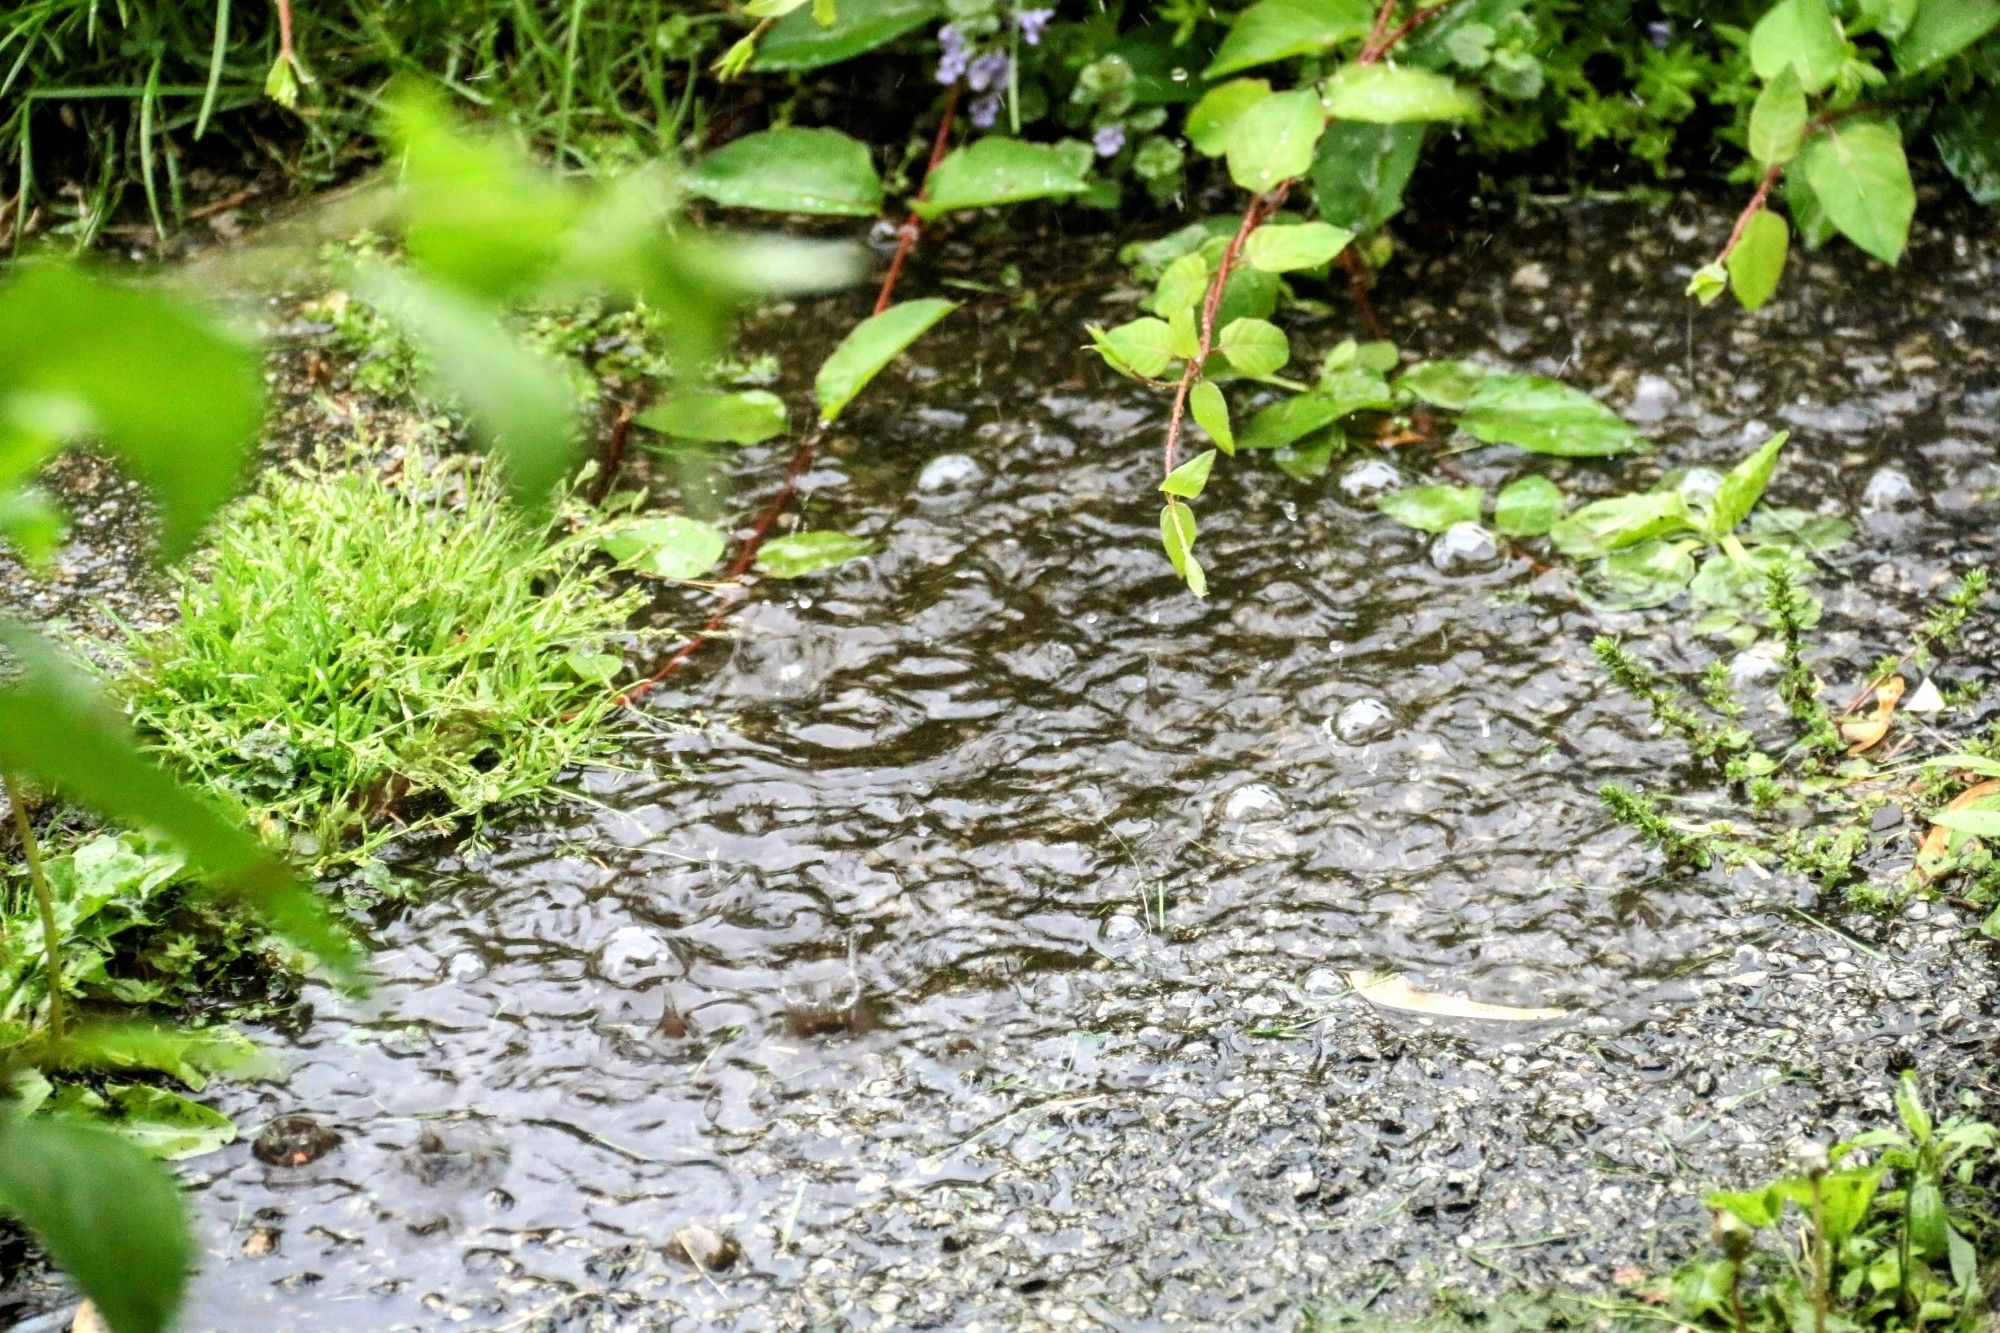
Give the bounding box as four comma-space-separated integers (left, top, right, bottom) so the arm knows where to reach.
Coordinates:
0, 264, 261, 561
816, 298, 957, 422
1245, 220, 1354, 272
1798, 119, 1913, 264
1190, 380, 1235, 454
1894, 0, 2000, 70
1319, 64, 1481, 122
599, 516, 728, 580
1727, 210, 1790, 310
1749, 0, 1846, 93
1159, 502, 1206, 596
685, 128, 884, 217
1206, 0, 1374, 77
1748, 68, 1808, 165
1162, 449, 1218, 498
1549, 491, 1693, 558
1379, 484, 1482, 533
1493, 475, 1563, 536
1706, 430, 1789, 538
0, 1117, 191, 1333
49, 1084, 236, 1162
914, 139, 1089, 218
754, 0, 941, 70
639, 390, 788, 445
1091, 318, 1180, 379
1310, 121, 1425, 234
755, 531, 876, 577
353, 265, 579, 510
1459, 374, 1645, 457
1394, 359, 1489, 411
1218, 317, 1290, 378
0, 627, 361, 984
1186, 79, 1273, 155
1226, 89, 1327, 192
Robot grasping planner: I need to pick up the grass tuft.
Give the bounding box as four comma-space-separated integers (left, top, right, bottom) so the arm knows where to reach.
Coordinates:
116, 462, 640, 869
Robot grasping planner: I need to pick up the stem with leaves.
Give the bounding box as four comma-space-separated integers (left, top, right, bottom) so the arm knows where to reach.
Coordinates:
614, 90, 963, 709
3, 775, 62, 1044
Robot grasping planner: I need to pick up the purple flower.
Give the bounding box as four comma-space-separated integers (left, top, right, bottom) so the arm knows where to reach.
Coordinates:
967, 51, 1011, 92
970, 93, 1002, 128
936, 24, 969, 83
1093, 123, 1126, 157
1015, 8, 1055, 45
1646, 20, 1672, 47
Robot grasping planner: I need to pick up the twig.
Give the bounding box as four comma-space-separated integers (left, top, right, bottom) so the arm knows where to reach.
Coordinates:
4, 775, 62, 1043
613, 92, 964, 709
275, 0, 297, 71
1359, 2, 1455, 64
588, 401, 635, 505
1338, 248, 1388, 339
875, 85, 962, 315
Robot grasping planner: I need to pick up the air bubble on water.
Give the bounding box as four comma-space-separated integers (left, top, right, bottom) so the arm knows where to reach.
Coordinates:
1170, 67, 1190, 82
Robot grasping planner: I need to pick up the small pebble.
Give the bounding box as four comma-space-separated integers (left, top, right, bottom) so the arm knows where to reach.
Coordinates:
1429, 522, 1498, 572
1338, 458, 1402, 502
916, 453, 984, 493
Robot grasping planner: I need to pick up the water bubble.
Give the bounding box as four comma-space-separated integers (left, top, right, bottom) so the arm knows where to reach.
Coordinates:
916, 452, 985, 493
1332, 697, 1396, 745
1428, 521, 1498, 572
1626, 373, 1679, 425
597, 925, 674, 985
1223, 783, 1285, 822
1860, 466, 1919, 512
1338, 457, 1402, 503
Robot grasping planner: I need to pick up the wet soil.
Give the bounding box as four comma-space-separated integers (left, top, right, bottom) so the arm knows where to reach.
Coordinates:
8, 196, 2000, 1331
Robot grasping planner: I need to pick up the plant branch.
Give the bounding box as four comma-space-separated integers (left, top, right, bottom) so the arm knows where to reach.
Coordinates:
614, 92, 963, 709
1360, 1, 1454, 64
4, 775, 62, 1044
1161, 183, 1289, 485
876, 84, 962, 315
275, 0, 297, 68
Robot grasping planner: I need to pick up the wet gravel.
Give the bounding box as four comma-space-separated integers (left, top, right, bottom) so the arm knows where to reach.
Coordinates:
6, 195, 2000, 1331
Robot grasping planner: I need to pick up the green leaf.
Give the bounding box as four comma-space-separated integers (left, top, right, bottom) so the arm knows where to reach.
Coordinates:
1217, 318, 1290, 378
50, 1084, 237, 1162
1706, 431, 1789, 538
1395, 359, 1489, 411
755, 531, 876, 577
684, 127, 884, 217
1090, 318, 1180, 379
1926, 754, 2000, 777
1686, 262, 1728, 305
1379, 484, 1482, 533
0, 627, 361, 983
599, 515, 728, 580
639, 389, 788, 445
1493, 475, 1563, 536
1894, 0, 2000, 70
814, 297, 956, 422
1162, 450, 1219, 498
1818, 1168, 1882, 1247
1583, 539, 1699, 612
1749, 0, 1847, 93
1225, 89, 1327, 193
1245, 220, 1354, 272
1309, 121, 1425, 234
914, 138, 1089, 219
1319, 65, 1482, 123
1705, 1186, 1783, 1230
1150, 252, 1210, 317
0, 488, 66, 565
1159, 503, 1207, 596
1186, 79, 1273, 155
1934, 808, 2000, 837
1190, 380, 1234, 454
565, 650, 625, 682
1459, 374, 1645, 457
1934, 88, 2000, 204
1786, 170, 1839, 248
754, 0, 941, 70
1727, 210, 1790, 311
1205, 0, 1375, 77
1237, 392, 1341, 451
1549, 491, 1694, 558
0, 1118, 191, 1333
354, 264, 578, 511
0, 264, 262, 561
1798, 119, 1914, 263
1748, 68, 1809, 165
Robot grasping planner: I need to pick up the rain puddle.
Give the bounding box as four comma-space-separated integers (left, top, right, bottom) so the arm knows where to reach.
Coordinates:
13, 198, 2000, 1330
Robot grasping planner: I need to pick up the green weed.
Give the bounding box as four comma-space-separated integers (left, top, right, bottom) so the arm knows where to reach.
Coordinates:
115, 462, 643, 870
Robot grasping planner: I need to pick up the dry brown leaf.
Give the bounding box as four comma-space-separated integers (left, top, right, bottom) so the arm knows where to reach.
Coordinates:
1346, 971, 1569, 1022
1840, 675, 1904, 755
1915, 777, 2000, 880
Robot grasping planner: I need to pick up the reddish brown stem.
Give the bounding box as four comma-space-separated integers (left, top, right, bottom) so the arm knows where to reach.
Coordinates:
613, 92, 963, 710
588, 401, 635, 505
1718, 161, 1783, 263
1360, 2, 1454, 64
275, 0, 297, 66
1339, 249, 1388, 340
1162, 183, 1288, 481
876, 85, 962, 314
